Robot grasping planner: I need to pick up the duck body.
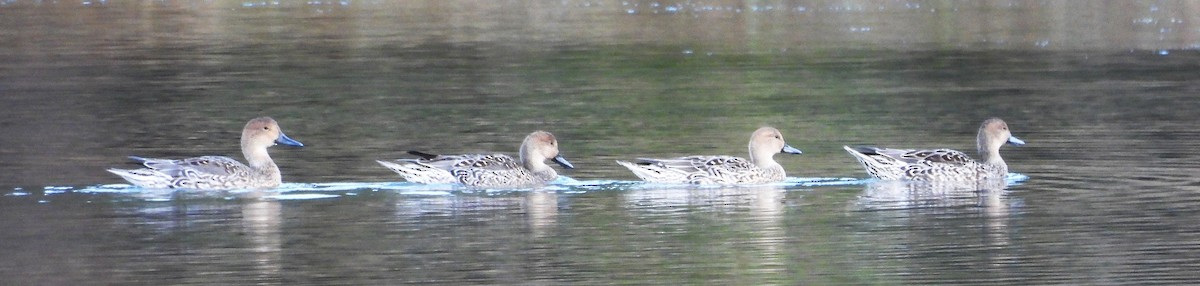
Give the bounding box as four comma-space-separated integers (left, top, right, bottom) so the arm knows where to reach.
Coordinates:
618, 127, 803, 185
107, 117, 303, 190
844, 118, 1024, 182
378, 131, 574, 188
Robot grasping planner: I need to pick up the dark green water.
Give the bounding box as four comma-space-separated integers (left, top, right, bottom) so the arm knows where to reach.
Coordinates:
3, 1, 1200, 284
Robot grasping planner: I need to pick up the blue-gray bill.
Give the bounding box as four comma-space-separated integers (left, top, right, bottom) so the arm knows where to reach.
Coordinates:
276, 132, 304, 147
1007, 136, 1025, 146
553, 155, 575, 169
782, 144, 803, 154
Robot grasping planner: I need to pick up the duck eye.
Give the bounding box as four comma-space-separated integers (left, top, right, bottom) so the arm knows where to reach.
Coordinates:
263, 126, 270, 130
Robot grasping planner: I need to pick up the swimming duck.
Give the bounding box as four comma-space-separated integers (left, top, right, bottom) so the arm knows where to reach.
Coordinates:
843, 117, 1024, 182
107, 117, 304, 190
617, 127, 803, 185
377, 131, 574, 188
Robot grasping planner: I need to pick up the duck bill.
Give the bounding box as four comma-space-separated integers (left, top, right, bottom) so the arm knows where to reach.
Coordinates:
781, 144, 803, 155
1007, 136, 1026, 146
552, 155, 575, 169
275, 132, 304, 147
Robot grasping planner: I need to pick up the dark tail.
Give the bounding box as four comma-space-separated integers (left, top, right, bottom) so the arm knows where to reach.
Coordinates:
845, 146, 881, 155
407, 151, 440, 160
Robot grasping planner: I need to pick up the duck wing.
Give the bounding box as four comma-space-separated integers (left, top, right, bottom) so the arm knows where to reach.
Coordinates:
131, 155, 249, 177
874, 148, 974, 165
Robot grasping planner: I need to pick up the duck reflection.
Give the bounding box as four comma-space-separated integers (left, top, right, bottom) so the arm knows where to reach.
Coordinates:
389, 188, 557, 238
105, 190, 286, 283
624, 185, 788, 277
747, 186, 786, 273
854, 179, 1010, 210
853, 179, 1017, 267
240, 195, 282, 281
525, 190, 558, 238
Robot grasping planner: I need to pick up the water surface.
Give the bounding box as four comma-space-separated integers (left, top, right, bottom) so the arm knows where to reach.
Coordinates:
3, 1, 1200, 284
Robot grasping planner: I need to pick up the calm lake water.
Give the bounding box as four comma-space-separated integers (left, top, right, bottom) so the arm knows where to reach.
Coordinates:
3, 0, 1200, 284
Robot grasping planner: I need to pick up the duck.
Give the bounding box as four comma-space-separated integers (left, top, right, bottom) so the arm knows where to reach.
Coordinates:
377, 131, 574, 188
843, 117, 1024, 182
617, 127, 803, 185
107, 117, 304, 190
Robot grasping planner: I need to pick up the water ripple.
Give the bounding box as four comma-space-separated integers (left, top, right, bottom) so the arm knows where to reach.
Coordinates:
10, 174, 1033, 204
